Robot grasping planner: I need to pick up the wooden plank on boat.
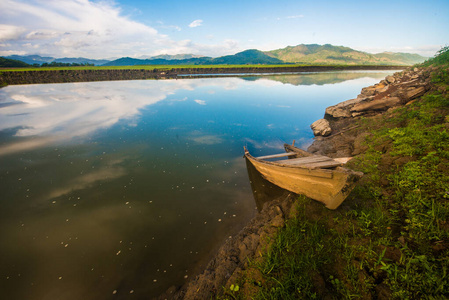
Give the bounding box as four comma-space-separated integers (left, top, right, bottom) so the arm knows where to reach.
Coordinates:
299, 160, 344, 169
284, 143, 313, 157
277, 155, 332, 165
256, 152, 297, 160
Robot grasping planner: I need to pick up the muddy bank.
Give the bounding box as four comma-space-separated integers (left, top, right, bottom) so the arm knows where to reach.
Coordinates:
0, 65, 403, 86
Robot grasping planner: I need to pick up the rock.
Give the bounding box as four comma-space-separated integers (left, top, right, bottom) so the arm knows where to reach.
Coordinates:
310, 119, 332, 136
405, 86, 427, 101
307, 138, 336, 156
270, 214, 285, 228
325, 98, 361, 118
351, 97, 401, 112
351, 111, 364, 117
385, 75, 395, 84
361, 86, 376, 96
374, 83, 389, 93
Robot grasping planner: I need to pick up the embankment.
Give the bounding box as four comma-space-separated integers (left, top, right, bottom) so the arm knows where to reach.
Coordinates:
0, 65, 402, 86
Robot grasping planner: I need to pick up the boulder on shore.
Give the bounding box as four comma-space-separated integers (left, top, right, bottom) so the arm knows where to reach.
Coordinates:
322, 67, 431, 118
351, 96, 401, 112
308, 66, 432, 158
311, 119, 332, 136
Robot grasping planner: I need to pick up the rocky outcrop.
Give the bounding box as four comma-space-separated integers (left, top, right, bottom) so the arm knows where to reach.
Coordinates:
311, 119, 332, 136
309, 67, 433, 158
324, 67, 431, 120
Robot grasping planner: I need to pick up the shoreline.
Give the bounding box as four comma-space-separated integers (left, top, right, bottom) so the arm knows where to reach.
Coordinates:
170, 64, 443, 299
0, 65, 403, 86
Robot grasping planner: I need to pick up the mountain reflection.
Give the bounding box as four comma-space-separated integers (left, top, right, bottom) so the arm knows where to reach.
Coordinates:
254, 71, 392, 86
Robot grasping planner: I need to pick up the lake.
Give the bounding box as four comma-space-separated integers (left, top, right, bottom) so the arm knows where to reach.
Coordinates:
0, 71, 393, 299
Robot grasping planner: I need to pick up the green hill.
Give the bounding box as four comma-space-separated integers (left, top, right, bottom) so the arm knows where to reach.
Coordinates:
265, 44, 427, 65
102, 56, 212, 66
103, 50, 283, 66
0, 57, 31, 68
209, 49, 284, 65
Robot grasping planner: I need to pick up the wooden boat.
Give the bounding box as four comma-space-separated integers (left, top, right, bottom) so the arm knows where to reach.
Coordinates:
244, 143, 363, 209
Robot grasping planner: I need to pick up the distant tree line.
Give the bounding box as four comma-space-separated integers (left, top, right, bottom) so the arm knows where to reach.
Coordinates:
35, 62, 95, 67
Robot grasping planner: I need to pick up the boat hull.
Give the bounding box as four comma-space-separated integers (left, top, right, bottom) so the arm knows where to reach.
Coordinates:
244, 153, 363, 209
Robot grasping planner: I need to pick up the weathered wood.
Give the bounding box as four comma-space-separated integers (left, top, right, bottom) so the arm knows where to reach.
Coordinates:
244, 145, 364, 209
277, 155, 332, 165
284, 144, 313, 157
298, 160, 344, 169
256, 152, 297, 160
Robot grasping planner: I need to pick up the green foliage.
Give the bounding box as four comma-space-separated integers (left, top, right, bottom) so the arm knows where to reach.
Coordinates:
422, 45, 449, 66
229, 284, 239, 292
0, 57, 31, 68
41, 61, 94, 67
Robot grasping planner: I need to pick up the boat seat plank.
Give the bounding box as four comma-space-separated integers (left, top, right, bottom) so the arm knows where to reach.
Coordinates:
256, 152, 298, 160
277, 155, 332, 165
299, 160, 344, 169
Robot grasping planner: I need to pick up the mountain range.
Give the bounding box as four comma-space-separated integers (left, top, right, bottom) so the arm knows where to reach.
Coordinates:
264, 44, 426, 65
3, 55, 110, 66
1, 44, 428, 67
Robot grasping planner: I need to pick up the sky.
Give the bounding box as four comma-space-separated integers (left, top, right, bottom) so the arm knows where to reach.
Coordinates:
0, 0, 448, 59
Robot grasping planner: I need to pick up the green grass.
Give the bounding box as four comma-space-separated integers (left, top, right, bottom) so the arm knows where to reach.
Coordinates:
252, 196, 333, 299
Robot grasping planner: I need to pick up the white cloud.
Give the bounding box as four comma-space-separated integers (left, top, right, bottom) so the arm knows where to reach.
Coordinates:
0, 1, 241, 58
0, 77, 251, 155
0, 24, 26, 40
276, 15, 304, 21
189, 19, 203, 28
194, 99, 206, 105
156, 21, 182, 32
0, 0, 170, 58
153, 38, 241, 57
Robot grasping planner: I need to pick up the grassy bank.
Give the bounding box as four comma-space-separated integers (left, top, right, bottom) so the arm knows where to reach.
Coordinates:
222, 49, 449, 299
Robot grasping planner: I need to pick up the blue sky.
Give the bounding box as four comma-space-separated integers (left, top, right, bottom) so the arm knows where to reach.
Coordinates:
0, 0, 448, 59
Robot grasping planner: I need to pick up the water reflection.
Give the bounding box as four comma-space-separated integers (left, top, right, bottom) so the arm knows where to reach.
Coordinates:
255, 71, 397, 86
245, 157, 290, 211
0, 71, 393, 299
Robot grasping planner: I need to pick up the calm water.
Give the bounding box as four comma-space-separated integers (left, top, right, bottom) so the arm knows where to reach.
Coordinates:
0, 71, 393, 299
